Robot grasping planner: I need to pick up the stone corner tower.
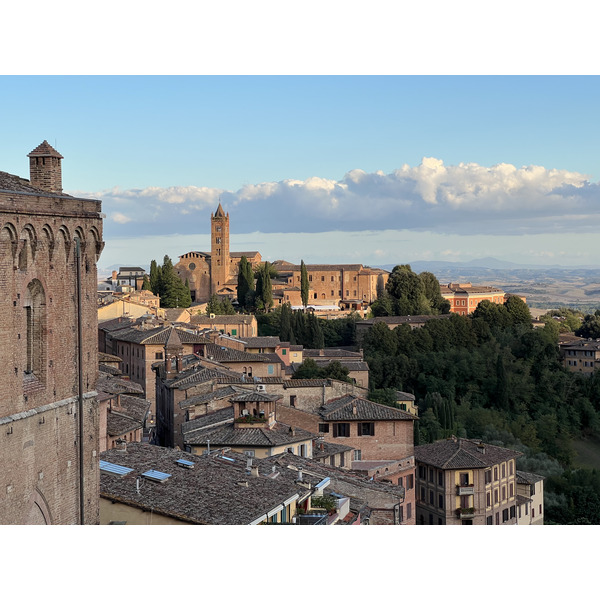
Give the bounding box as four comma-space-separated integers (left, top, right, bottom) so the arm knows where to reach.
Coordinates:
210, 202, 230, 295
27, 140, 64, 194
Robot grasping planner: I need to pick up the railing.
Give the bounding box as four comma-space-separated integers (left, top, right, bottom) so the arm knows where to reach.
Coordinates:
455, 507, 475, 518
457, 485, 475, 496
296, 513, 328, 525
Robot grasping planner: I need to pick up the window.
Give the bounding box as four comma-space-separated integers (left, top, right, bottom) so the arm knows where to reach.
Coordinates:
502, 486, 506, 501
358, 422, 374, 436
429, 491, 434, 505
232, 329, 237, 336
539, 504, 542, 515
354, 449, 361, 460
321, 276, 324, 281
267, 365, 274, 375
459, 472, 469, 486
407, 503, 411, 520
487, 516, 493, 525
502, 508, 509, 522
494, 467, 498, 481
24, 279, 46, 378
509, 461, 514, 475
495, 513, 500, 525
429, 468, 434, 483
418, 466, 426, 479
485, 470, 492, 484
509, 483, 514, 497
333, 423, 350, 437
487, 492, 491, 507
429, 514, 434, 525
420, 487, 425, 501
438, 494, 444, 509
155, 352, 163, 360
502, 463, 506, 478
318, 423, 329, 433
494, 489, 499, 503
510, 505, 516, 519
282, 349, 287, 355
290, 395, 296, 407
438, 471, 444, 486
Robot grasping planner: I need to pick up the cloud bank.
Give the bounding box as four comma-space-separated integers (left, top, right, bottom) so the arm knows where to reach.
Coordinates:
75, 158, 598, 239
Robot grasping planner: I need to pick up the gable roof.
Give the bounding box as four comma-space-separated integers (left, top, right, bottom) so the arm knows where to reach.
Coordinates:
414, 438, 522, 469
320, 395, 416, 422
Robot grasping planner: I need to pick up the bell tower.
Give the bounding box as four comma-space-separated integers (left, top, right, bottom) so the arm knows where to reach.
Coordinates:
210, 203, 230, 295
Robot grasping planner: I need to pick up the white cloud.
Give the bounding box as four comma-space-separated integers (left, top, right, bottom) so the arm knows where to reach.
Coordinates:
79, 158, 597, 240
111, 212, 132, 224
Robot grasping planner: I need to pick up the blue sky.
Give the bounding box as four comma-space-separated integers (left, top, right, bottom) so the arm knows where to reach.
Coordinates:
2, 8, 600, 274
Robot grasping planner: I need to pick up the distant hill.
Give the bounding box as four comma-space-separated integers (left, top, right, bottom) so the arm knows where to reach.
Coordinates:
377, 257, 599, 272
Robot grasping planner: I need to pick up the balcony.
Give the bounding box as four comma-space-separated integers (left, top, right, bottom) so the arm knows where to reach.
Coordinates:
455, 507, 475, 519
457, 485, 475, 496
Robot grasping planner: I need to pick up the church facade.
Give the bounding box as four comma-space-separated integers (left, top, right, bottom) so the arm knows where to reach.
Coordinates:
175, 205, 389, 310
175, 204, 261, 303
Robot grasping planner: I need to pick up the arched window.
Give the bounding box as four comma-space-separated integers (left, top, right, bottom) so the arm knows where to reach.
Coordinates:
24, 279, 46, 380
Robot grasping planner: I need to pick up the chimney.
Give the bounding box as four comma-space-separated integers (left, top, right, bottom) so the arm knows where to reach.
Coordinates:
251, 465, 259, 477
297, 468, 303, 482
115, 438, 127, 452
112, 270, 118, 281
27, 140, 63, 194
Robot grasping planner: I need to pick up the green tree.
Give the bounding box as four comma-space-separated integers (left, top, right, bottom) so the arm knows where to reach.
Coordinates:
385, 264, 429, 316
300, 260, 309, 308
255, 261, 274, 311
149, 259, 161, 296
505, 295, 532, 327
141, 275, 152, 291
158, 255, 192, 308
576, 314, 600, 339
237, 255, 254, 309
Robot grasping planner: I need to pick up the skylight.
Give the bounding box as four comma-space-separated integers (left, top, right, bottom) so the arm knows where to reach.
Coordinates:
141, 469, 172, 482
99, 460, 134, 477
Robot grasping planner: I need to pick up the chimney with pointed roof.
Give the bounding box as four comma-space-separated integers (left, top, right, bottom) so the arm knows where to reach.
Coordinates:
164, 327, 184, 379
27, 140, 63, 194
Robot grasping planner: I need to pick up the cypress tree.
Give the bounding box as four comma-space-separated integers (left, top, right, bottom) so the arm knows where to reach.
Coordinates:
237, 255, 254, 309
300, 260, 309, 308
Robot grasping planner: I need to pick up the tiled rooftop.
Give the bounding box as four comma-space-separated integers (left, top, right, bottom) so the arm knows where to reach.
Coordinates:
414, 437, 522, 469
320, 395, 417, 422
100, 444, 302, 525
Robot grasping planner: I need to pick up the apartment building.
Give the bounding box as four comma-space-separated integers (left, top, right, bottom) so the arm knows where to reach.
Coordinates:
414, 437, 524, 525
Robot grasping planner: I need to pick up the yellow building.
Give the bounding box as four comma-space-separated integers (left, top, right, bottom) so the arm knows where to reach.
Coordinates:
414, 437, 526, 525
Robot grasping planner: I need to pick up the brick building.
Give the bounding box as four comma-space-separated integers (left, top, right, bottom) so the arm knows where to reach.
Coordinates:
0, 141, 103, 524
175, 203, 262, 303
439, 283, 526, 316
175, 205, 388, 310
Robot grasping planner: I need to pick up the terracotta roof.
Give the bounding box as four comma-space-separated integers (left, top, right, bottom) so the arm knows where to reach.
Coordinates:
100, 444, 302, 525
414, 438, 522, 469
97, 375, 144, 396
516, 470, 545, 484
109, 325, 209, 346
239, 336, 281, 348
179, 385, 241, 409
0, 170, 66, 197
27, 140, 63, 158
320, 395, 416, 422
190, 314, 255, 325
183, 418, 316, 448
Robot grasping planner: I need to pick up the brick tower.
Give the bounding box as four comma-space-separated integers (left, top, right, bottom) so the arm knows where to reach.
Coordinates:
27, 140, 64, 194
0, 142, 103, 524
210, 203, 230, 295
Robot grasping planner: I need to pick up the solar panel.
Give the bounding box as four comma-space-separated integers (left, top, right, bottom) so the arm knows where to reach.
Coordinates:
176, 459, 195, 468
99, 460, 134, 477
141, 469, 172, 482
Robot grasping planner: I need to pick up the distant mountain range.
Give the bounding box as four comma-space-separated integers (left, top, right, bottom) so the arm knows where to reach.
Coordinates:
376, 258, 600, 273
